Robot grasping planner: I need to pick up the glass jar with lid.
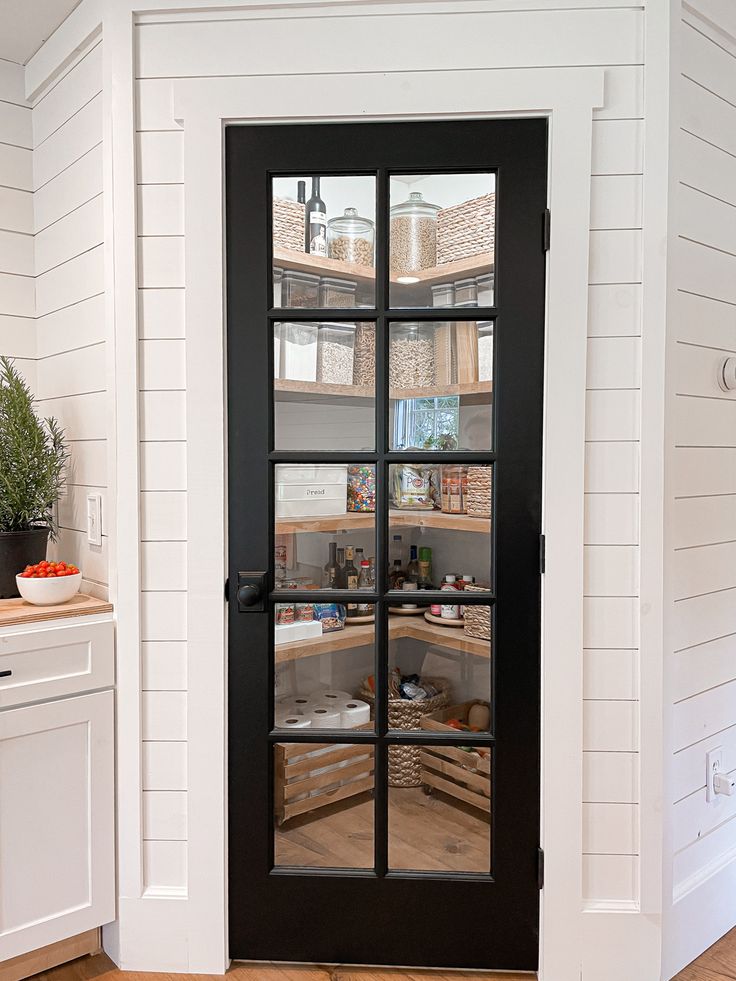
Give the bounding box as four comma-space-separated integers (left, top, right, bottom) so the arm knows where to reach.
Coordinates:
327, 208, 375, 267
390, 191, 440, 277
389, 322, 435, 390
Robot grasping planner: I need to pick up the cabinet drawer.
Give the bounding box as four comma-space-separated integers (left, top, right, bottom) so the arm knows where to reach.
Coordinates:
0, 621, 114, 708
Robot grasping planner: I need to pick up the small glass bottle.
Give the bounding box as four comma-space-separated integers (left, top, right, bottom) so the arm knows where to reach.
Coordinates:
390, 559, 406, 590
357, 560, 373, 614
440, 574, 461, 620
418, 546, 433, 587
336, 547, 346, 589
406, 545, 420, 580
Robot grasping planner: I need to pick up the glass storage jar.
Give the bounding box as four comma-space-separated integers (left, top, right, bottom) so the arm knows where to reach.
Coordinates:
389, 322, 436, 390
327, 208, 375, 267
476, 272, 494, 306
353, 322, 376, 387
390, 191, 440, 278
431, 282, 455, 307
454, 277, 478, 307
319, 276, 357, 308
273, 266, 284, 307
278, 322, 318, 381
440, 464, 469, 514
316, 323, 355, 385
477, 321, 494, 382
281, 270, 320, 308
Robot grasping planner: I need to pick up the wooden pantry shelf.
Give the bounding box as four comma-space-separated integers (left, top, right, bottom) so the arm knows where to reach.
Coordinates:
274, 246, 494, 289
275, 613, 490, 663
275, 509, 491, 535
274, 378, 492, 402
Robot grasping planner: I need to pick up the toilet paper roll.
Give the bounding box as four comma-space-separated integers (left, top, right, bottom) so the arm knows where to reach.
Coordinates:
307, 706, 343, 728
275, 715, 312, 729
276, 693, 311, 715
307, 689, 351, 706
340, 699, 371, 728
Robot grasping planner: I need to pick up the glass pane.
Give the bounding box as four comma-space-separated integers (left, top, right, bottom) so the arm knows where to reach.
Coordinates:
274, 742, 374, 868
272, 176, 376, 309
388, 321, 493, 451
274, 321, 375, 451
274, 463, 376, 591
386, 463, 492, 588
389, 173, 495, 309
388, 747, 491, 872
386, 601, 492, 733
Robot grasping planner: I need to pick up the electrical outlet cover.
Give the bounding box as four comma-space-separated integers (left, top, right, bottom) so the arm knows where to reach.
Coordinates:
706, 747, 723, 803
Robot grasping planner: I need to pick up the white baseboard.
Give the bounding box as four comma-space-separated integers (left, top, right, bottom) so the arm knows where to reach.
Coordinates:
664, 849, 736, 980
583, 909, 662, 981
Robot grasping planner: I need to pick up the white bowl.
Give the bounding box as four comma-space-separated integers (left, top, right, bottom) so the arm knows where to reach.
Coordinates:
16, 572, 82, 606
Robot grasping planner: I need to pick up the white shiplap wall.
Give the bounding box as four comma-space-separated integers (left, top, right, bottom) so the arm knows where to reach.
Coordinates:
0, 59, 34, 385
670, 8, 736, 902
32, 40, 108, 599
134, 2, 645, 901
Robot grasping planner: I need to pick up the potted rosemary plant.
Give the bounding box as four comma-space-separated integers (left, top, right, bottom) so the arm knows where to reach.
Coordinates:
0, 357, 68, 598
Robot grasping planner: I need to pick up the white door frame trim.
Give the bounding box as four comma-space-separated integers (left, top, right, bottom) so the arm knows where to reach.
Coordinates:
173, 67, 602, 977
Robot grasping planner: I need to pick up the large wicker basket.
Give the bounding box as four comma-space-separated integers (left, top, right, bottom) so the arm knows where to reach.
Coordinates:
437, 193, 495, 265
463, 583, 492, 642
360, 678, 451, 787
273, 197, 305, 252
466, 465, 492, 518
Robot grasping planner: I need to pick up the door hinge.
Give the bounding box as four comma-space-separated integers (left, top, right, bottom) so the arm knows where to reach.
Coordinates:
539, 534, 546, 574
543, 208, 551, 252
537, 847, 545, 889
224, 577, 230, 602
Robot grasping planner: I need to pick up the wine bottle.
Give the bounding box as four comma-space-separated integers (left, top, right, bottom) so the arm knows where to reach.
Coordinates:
344, 546, 359, 617
322, 541, 338, 588
336, 547, 346, 589
305, 177, 327, 256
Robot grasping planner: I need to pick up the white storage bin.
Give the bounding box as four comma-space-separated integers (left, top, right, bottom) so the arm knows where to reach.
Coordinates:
275, 465, 348, 518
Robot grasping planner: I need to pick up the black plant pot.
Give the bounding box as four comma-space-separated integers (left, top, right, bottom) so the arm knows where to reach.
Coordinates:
0, 529, 49, 598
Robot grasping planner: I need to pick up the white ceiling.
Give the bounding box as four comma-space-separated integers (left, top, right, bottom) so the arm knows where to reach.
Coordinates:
0, 0, 81, 65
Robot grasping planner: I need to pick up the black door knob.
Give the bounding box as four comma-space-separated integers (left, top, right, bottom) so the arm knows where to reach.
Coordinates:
237, 584, 261, 608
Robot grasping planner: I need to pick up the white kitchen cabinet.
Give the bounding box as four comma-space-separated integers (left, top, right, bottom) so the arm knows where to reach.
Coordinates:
0, 615, 115, 964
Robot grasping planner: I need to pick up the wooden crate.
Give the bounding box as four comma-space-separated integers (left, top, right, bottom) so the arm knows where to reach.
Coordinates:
419, 701, 491, 814
274, 723, 374, 825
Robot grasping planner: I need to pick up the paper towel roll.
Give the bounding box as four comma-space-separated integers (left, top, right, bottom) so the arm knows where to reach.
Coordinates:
307, 689, 351, 706
276, 715, 312, 729
340, 699, 371, 728
307, 706, 342, 728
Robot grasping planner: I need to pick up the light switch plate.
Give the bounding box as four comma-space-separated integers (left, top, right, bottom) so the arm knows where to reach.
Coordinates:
86, 493, 102, 546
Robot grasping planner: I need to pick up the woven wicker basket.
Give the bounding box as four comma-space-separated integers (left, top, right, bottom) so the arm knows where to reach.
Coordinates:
437, 193, 495, 265
466, 465, 492, 518
463, 583, 492, 642
273, 197, 305, 252
360, 678, 451, 787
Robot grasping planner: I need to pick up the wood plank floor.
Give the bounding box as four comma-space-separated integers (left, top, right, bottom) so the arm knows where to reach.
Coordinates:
32, 953, 533, 981
276, 787, 490, 873
675, 927, 736, 980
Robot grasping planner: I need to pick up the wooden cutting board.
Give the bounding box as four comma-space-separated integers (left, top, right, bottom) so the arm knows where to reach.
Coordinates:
0, 593, 113, 628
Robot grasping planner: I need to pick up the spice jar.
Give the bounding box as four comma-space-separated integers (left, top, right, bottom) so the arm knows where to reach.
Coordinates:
389, 322, 435, 390
477, 321, 494, 382
316, 323, 355, 385
390, 191, 440, 277
327, 207, 375, 266
353, 322, 375, 387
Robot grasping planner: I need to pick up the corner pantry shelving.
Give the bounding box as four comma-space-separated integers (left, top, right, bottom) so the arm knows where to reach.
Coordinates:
275, 613, 490, 663
275, 508, 491, 535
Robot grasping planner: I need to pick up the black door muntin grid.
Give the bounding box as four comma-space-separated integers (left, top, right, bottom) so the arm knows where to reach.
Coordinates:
227, 119, 546, 971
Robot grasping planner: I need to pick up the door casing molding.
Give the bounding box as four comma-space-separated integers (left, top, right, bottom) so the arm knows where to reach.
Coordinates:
171, 67, 602, 978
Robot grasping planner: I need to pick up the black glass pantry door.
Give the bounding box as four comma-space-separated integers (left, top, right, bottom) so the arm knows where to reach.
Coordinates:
226, 120, 547, 972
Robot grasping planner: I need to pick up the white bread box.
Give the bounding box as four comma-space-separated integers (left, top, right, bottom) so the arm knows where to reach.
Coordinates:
275, 464, 348, 518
